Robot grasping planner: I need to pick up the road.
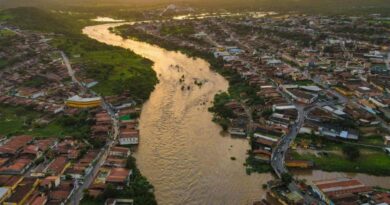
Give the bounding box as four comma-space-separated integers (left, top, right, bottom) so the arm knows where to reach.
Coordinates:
61, 51, 119, 205
206, 21, 326, 204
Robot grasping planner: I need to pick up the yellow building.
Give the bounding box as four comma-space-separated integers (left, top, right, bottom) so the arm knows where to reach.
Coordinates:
65, 95, 102, 108
334, 87, 353, 96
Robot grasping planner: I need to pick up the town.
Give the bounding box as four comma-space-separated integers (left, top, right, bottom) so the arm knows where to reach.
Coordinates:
114, 12, 390, 205
1, 3, 390, 205
0, 25, 153, 205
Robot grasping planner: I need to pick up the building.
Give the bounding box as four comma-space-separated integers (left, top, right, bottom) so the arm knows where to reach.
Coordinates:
45, 156, 70, 176
65, 95, 102, 108
106, 168, 132, 190
253, 133, 278, 151
312, 178, 372, 205
0, 135, 33, 157
384, 136, 390, 146
0, 158, 33, 175
284, 88, 318, 104
119, 131, 139, 145
109, 147, 131, 158
0, 175, 24, 191
285, 160, 313, 169
0, 187, 11, 204
3, 178, 40, 205
105, 198, 134, 205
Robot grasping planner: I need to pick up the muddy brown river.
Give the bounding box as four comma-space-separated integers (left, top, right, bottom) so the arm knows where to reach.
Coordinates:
83, 23, 271, 205
83, 23, 390, 205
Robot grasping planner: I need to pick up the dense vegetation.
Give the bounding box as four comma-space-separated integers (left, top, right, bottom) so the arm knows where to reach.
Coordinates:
2, 7, 158, 100
160, 23, 195, 36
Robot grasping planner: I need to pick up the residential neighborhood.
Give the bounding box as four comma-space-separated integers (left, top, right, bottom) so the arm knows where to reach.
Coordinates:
115, 12, 390, 205
1, 3, 390, 205
0, 25, 145, 205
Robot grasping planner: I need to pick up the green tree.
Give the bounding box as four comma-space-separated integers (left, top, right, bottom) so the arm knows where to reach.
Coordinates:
342, 145, 360, 161
126, 156, 137, 170
102, 184, 117, 199
281, 173, 293, 185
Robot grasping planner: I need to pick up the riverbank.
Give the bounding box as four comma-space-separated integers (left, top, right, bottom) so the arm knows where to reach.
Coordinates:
114, 24, 272, 174
85, 22, 273, 205
112, 22, 390, 178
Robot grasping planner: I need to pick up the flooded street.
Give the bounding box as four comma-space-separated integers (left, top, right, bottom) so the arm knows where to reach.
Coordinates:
83, 23, 271, 205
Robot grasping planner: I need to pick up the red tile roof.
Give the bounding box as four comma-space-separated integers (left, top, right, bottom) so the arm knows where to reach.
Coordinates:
0, 135, 33, 155
46, 156, 68, 175
106, 168, 130, 183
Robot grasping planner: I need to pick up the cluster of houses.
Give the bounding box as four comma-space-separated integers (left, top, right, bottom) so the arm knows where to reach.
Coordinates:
0, 27, 103, 117
118, 108, 140, 146
264, 177, 390, 205
0, 135, 101, 205
0, 26, 145, 204
87, 146, 132, 197
0, 102, 141, 205
135, 13, 390, 147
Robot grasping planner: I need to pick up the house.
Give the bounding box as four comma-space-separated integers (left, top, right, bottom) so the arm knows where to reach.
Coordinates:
0, 135, 33, 157
384, 136, 390, 146
0, 175, 24, 191
40, 176, 60, 190
312, 178, 372, 205
16, 88, 46, 99
253, 133, 278, 151
318, 127, 359, 140
284, 88, 318, 104
119, 130, 139, 145
106, 168, 132, 190
109, 147, 131, 158
104, 157, 127, 168
46, 181, 75, 205
21, 145, 41, 160
228, 128, 246, 137
24, 193, 47, 205
0, 158, 33, 175
252, 149, 272, 162
3, 178, 40, 205
0, 187, 11, 204
267, 113, 292, 128
105, 198, 134, 205
45, 156, 70, 176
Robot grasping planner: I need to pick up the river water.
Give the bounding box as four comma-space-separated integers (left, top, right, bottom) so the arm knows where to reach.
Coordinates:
83, 23, 271, 205
83, 23, 390, 205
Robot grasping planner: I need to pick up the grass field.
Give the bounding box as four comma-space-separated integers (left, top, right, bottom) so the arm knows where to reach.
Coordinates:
293, 133, 390, 175
0, 105, 91, 138
292, 150, 390, 176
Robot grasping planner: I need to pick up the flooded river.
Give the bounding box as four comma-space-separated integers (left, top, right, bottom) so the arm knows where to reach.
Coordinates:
83, 23, 390, 205
83, 23, 271, 205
